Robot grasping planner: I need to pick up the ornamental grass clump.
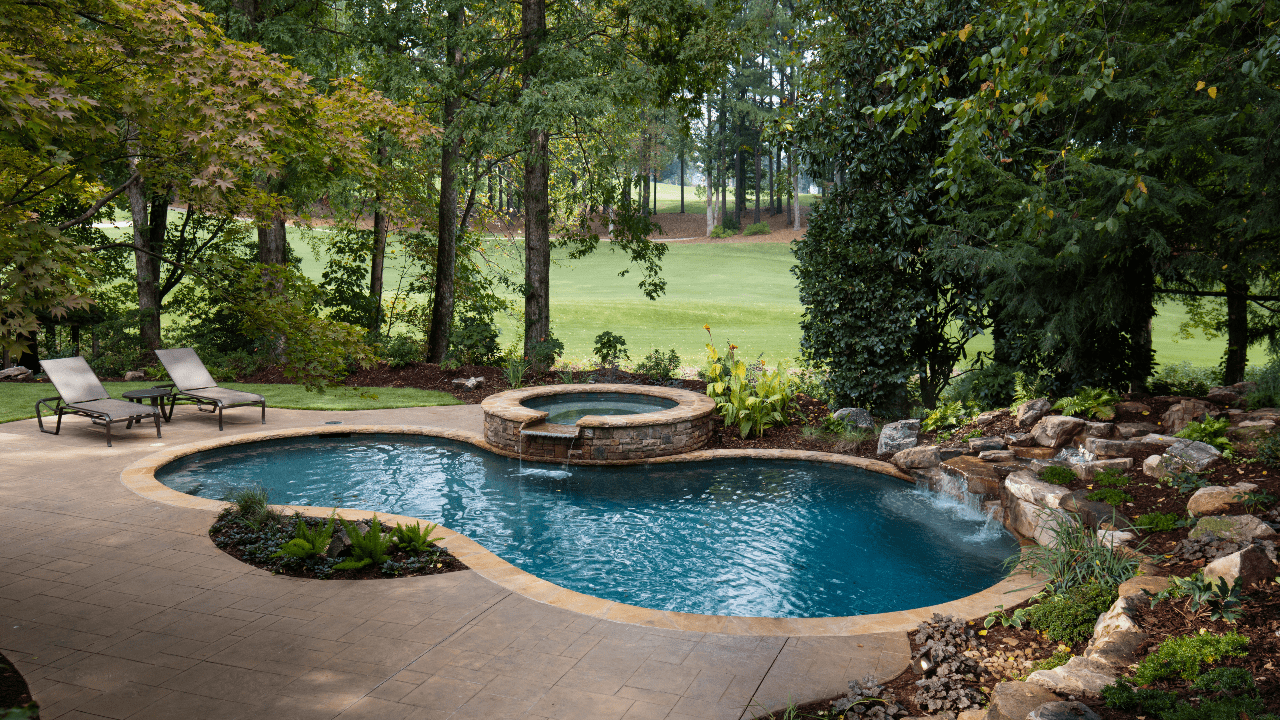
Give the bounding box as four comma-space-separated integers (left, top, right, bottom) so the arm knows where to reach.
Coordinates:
1006, 511, 1141, 593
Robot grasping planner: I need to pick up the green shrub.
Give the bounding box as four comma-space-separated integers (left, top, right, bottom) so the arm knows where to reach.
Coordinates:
1256, 433, 1280, 468
709, 224, 735, 238
1133, 631, 1249, 685
943, 362, 1017, 410
273, 515, 335, 560
1053, 387, 1120, 419
380, 335, 422, 369
1087, 487, 1134, 505
448, 312, 501, 365
333, 516, 393, 571
1162, 695, 1274, 720
703, 343, 793, 438
1190, 666, 1255, 694
720, 214, 740, 231
635, 348, 681, 382
389, 521, 442, 554
1244, 354, 1280, 408
1101, 679, 1178, 714
226, 486, 277, 529
1136, 512, 1180, 532
1149, 362, 1220, 397
1025, 583, 1119, 645
1029, 650, 1073, 673
921, 400, 970, 432
742, 221, 770, 236
1093, 469, 1129, 487
1176, 417, 1232, 452
1038, 466, 1076, 486
592, 331, 629, 367
529, 333, 564, 370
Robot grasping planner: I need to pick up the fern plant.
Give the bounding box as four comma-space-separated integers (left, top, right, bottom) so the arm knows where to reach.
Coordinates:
333, 516, 393, 570
921, 400, 968, 432
1052, 387, 1120, 420
390, 522, 443, 553
272, 514, 336, 560
1176, 417, 1233, 452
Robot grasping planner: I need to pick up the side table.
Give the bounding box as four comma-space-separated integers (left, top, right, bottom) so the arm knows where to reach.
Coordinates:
122, 387, 174, 427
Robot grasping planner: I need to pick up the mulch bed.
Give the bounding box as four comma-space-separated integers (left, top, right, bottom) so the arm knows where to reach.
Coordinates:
209, 511, 468, 581
0, 650, 36, 714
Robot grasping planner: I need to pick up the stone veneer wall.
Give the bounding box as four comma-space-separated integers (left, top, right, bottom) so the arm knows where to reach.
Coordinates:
481, 384, 716, 462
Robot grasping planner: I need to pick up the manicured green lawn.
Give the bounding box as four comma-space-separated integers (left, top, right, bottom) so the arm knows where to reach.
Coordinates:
0, 382, 459, 424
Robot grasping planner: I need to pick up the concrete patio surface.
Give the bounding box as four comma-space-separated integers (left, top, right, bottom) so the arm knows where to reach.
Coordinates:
0, 401, 911, 719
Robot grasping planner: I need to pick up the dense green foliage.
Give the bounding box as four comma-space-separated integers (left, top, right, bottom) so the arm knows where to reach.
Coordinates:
1134, 631, 1249, 685
1038, 466, 1076, 486
1025, 584, 1118, 645
1008, 513, 1139, 592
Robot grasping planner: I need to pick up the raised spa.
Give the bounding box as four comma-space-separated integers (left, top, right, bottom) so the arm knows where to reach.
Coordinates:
157, 434, 1020, 618
482, 384, 716, 461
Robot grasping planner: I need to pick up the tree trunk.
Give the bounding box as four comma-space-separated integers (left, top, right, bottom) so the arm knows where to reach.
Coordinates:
1223, 275, 1248, 384
679, 152, 685, 214
257, 214, 287, 265
126, 171, 164, 351
792, 155, 801, 231
754, 137, 761, 225
522, 0, 551, 366
427, 20, 464, 363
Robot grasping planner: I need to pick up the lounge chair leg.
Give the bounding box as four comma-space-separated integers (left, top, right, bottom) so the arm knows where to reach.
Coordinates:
106, 421, 113, 448
154, 411, 162, 438
261, 402, 266, 424
218, 406, 224, 431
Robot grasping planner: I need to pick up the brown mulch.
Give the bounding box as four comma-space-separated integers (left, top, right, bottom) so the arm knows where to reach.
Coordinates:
0, 650, 35, 713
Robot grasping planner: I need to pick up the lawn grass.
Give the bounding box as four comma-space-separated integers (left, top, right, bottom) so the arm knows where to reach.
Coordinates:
0, 382, 460, 424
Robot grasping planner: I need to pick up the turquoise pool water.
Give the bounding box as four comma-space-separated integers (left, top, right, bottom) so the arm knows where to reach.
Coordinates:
157, 434, 1019, 617
521, 391, 678, 425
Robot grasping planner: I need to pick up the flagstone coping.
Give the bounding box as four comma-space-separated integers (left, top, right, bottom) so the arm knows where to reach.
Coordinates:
120, 424, 1045, 637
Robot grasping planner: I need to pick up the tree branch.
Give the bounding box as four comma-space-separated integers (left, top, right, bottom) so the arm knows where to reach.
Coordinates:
1155, 288, 1280, 302
55, 173, 140, 230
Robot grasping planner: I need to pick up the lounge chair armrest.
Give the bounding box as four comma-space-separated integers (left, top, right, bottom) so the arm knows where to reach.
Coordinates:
151, 383, 176, 389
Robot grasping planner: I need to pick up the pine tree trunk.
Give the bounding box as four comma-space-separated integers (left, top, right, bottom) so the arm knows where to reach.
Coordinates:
679, 153, 685, 214
427, 22, 464, 363
1224, 276, 1248, 384
754, 138, 761, 225
522, 0, 551, 366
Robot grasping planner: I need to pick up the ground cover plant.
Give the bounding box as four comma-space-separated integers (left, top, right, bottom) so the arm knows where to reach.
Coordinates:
210, 487, 466, 580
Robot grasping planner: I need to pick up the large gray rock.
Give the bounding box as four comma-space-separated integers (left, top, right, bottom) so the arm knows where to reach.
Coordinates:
1117, 575, 1172, 598
943, 455, 1003, 497
0, 366, 31, 380
1028, 702, 1101, 720
1204, 544, 1278, 588
979, 449, 1016, 463
1161, 399, 1215, 435
1005, 432, 1038, 447
1032, 416, 1086, 448
1081, 422, 1117, 439
1016, 398, 1053, 430
1164, 438, 1222, 473
1135, 433, 1180, 446
1230, 420, 1276, 439
969, 436, 1006, 452
832, 407, 874, 429
877, 419, 920, 455
123, 370, 146, 381
1070, 458, 1133, 481
1190, 515, 1276, 542
1142, 454, 1169, 479
893, 444, 941, 469
1006, 498, 1070, 547
1116, 421, 1159, 438
1004, 471, 1071, 509
1059, 492, 1135, 531
987, 681, 1060, 720
1026, 655, 1116, 696
1187, 483, 1258, 516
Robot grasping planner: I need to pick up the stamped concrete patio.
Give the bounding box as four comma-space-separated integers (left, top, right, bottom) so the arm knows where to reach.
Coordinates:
0, 401, 913, 719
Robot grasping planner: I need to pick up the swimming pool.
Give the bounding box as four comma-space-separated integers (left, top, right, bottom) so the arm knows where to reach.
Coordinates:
157, 434, 1020, 618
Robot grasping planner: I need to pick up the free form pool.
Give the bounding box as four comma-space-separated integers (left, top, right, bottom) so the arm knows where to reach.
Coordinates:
157, 434, 1020, 617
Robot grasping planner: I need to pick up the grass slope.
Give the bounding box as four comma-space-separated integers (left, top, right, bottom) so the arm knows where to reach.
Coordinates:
0, 383, 459, 424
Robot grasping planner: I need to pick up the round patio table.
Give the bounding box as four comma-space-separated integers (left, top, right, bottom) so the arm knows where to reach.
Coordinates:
122, 387, 174, 426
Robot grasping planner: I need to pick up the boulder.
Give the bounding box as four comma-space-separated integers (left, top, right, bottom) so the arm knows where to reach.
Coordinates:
0, 366, 31, 380
1004, 471, 1071, 509
1134, 433, 1179, 446
1081, 422, 1117, 439
1115, 401, 1152, 415
1229, 381, 1259, 394
969, 436, 1006, 453
1006, 498, 1070, 547
1241, 408, 1280, 423
1004, 432, 1038, 447
986, 681, 1061, 720
893, 445, 942, 470
943, 455, 1003, 497
1204, 544, 1278, 588
939, 447, 966, 461
1190, 515, 1276, 543
1031, 416, 1086, 448
1026, 656, 1116, 696
1207, 389, 1239, 406
978, 449, 1017, 463
910, 467, 946, 490
1028, 702, 1102, 720
1142, 454, 1169, 479
1092, 594, 1142, 639
1229, 420, 1276, 439
1164, 438, 1222, 473
973, 409, 1008, 427
451, 376, 485, 390
1097, 529, 1135, 547
832, 407, 874, 429
877, 419, 920, 455
1116, 421, 1159, 438
1016, 398, 1053, 430
1070, 458, 1133, 480
1059, 492, 1135, 532
1012, 446, 1058, 460
1161, 399, 1215, 435
123, 370, 146, 381
324, 521, 372, 557
1186, 483, 1258, 517
1117, 575, 1172, 598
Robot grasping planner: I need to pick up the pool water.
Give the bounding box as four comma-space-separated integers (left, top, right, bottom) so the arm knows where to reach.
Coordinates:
521, 391, 678, 425
157, 435, 1020, 617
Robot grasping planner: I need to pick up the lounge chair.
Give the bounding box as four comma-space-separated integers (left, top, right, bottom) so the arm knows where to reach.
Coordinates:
37, 356, 161, 447
153, 348, 266, 431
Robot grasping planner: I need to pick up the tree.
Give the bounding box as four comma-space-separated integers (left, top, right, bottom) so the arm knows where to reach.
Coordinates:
874, 0, 1280, 389
786, 0, 985, 412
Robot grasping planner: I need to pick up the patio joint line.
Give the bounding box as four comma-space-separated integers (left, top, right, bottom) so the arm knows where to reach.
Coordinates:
736, 634, 792, 720
341, 590, 514, 712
